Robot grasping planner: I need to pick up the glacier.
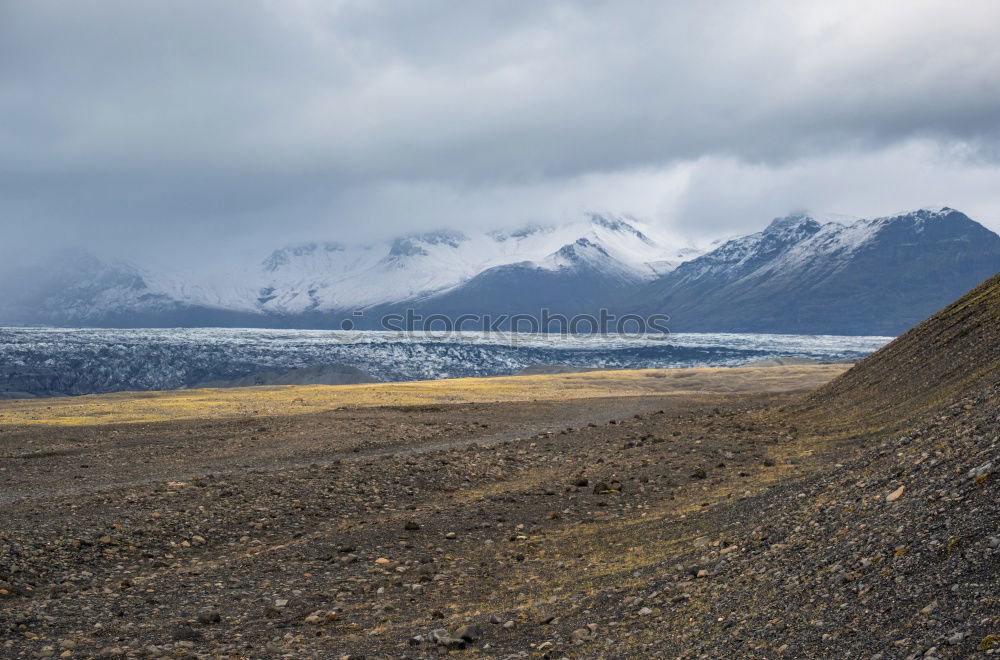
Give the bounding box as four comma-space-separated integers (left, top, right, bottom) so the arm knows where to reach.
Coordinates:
0, 327, 892, 398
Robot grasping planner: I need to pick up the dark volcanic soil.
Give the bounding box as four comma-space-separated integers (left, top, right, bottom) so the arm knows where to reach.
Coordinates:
2, 392, 808, 658
1, 385, 995, 659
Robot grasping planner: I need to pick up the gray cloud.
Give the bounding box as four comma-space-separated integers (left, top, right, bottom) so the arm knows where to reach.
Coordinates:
3, 0, 1000, 266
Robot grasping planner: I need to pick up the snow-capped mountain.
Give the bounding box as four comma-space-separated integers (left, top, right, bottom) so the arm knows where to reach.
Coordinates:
2, 208, 997, 334
637, 207, 1000, 335
0, 214, 702, 327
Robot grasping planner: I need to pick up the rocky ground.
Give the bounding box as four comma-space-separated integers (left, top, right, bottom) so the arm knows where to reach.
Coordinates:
0, 382, 995, 658
0, 275, 998, 659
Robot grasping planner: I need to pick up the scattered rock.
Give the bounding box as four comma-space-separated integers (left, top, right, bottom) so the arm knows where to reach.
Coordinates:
885, 485, 905, 502
453, 624, 482, 643
196, 608, 221, 625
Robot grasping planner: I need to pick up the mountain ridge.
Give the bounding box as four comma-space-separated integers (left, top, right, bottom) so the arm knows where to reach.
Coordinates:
636, 207, 1000, 335
2, 208, 998, 335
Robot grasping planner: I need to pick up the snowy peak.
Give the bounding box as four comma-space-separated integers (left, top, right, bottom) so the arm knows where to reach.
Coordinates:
387, 230, 468, 258
488, 224, 552, 243
544, 237, 615, 271
662, 206, 999, 291
640, 206, 1000, 334
763, 213, 825, 234
588, 214, 655, 245
238, 214, 700, 311
263, 242, 345, 273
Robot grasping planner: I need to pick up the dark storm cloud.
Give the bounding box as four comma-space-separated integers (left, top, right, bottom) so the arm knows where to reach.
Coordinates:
3, 0, 1000, 264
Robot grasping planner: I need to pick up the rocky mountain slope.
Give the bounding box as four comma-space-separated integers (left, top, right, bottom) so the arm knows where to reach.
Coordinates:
639, 207, 1000, 335
668, 271, 1000, 656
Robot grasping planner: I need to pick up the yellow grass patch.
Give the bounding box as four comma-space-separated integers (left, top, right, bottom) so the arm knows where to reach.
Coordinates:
0, 365, 848, 427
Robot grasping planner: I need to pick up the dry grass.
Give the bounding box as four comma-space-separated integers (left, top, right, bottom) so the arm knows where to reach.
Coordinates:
0, 365, 848, 427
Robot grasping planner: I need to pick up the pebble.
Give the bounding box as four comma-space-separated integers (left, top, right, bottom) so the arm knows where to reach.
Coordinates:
196, 609, 221, 625
886, 485, 905, 502
453, 624, 482, 642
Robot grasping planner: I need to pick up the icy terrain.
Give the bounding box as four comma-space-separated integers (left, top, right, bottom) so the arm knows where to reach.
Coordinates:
0, 327, 891, 397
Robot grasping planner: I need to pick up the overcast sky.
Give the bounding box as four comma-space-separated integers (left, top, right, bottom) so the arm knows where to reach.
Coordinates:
4, 0, 1000, 265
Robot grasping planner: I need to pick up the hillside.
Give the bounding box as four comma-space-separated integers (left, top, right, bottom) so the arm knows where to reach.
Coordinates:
798, 271, 1000, 429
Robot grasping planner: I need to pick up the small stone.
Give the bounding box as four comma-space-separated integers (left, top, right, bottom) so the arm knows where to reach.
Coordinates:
571, 628, 591, 642
404, 521, 421, 531
947, 632, 965, 646
886, 485, 905, 502
445, 532, 457, 539
537, 641, 554, 651
453, 624, 482, 643
170, 623, 203, 642
690, 468, 707, 480
970, 461, 994, 482
431, 629, 466, 650
638, 606, 653, 616
375, 557, 391, 565
196, 609, 221, 625
503, 620, 515, 629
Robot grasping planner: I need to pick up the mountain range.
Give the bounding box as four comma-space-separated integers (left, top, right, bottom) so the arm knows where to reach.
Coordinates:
2, 207, 998, 335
